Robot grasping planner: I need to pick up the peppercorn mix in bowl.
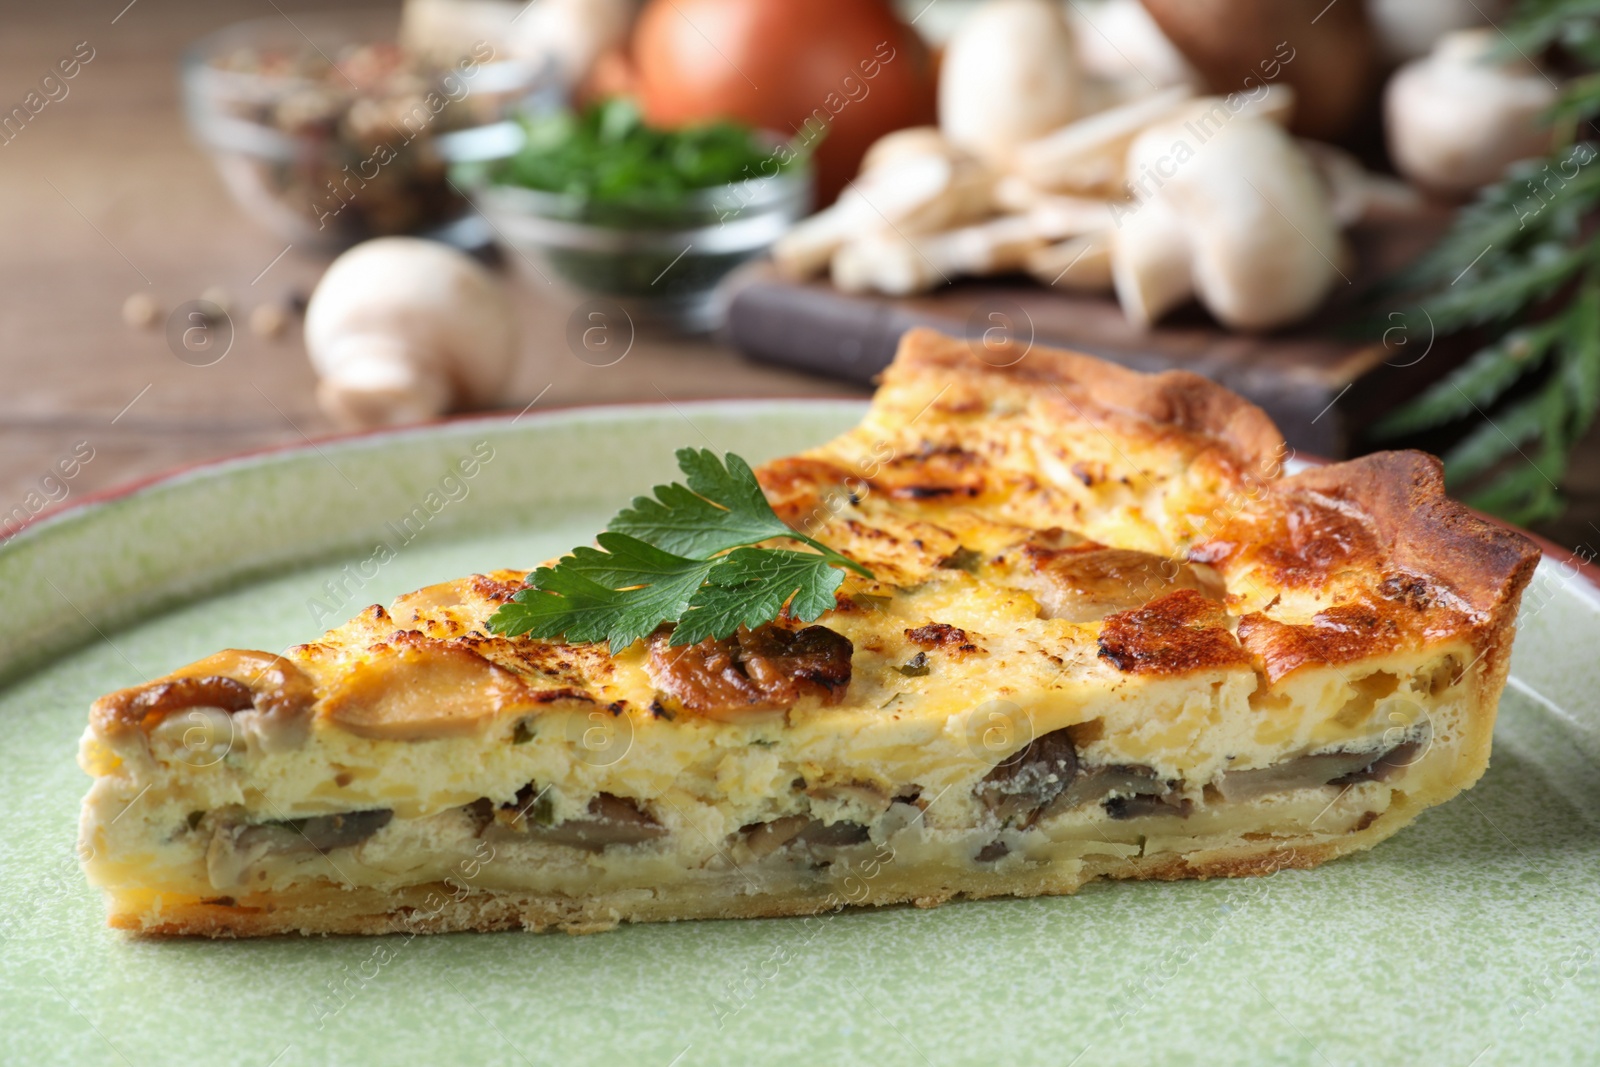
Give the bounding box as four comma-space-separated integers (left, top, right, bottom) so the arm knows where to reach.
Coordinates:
182, 11, 553, 248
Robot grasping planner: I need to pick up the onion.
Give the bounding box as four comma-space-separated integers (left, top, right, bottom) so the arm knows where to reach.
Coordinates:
630, 0, 937, 203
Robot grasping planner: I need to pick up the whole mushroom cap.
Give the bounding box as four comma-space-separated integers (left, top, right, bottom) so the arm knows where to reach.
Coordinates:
1385, 28, 1559, 195
938, 0, 1084, 167
304, 237, 519, 428
1115, 112, 1343, 332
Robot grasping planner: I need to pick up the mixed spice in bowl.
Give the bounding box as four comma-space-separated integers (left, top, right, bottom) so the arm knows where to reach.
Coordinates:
183, 11, 553, 248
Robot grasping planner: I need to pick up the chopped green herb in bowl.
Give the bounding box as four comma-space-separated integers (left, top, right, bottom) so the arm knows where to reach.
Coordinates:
459, 99, 813, 331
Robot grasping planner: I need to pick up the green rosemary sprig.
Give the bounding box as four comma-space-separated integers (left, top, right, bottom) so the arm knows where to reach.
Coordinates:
1371, 0, 1600, 526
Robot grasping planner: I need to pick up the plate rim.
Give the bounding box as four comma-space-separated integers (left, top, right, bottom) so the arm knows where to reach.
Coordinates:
0, 397, 870, 550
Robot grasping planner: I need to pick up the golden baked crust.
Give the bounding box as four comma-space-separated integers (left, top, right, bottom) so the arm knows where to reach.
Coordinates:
112, 844, 1338, 938
78, 328, 1540, 937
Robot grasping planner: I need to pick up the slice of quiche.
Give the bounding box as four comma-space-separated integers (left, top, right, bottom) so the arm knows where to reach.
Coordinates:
78, 329, 1540, 937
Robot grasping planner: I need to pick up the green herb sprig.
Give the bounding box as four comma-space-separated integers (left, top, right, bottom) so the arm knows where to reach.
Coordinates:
1371, 0, 1600, 526
485, 98, 801, 226
486, 449, 871, 652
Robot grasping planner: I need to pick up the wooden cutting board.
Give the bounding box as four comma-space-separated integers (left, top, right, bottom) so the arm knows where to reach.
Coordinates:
724, 215, 1461, 458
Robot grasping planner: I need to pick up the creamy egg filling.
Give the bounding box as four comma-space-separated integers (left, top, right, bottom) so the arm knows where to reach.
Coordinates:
79, 647, 1472, 908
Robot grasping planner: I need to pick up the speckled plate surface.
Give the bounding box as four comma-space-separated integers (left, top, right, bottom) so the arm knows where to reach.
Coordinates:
2, 401, 1597, 1067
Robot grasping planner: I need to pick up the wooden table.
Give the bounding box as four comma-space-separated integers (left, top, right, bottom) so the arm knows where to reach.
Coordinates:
0, 0, 860, 534
4, 0, 1598, 554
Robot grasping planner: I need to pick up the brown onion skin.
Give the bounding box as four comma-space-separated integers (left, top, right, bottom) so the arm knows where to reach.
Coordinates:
630, 0, 937, 204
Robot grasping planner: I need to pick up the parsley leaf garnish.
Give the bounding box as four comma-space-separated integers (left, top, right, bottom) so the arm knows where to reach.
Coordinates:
491, 534, 716, 652
673, 548, 846, 647
610, 449, 790, 557
486, 450, 872, 651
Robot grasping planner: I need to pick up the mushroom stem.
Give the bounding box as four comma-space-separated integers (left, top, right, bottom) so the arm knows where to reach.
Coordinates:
313, 335, 454, 429
1015, 85, 1194, 196
1110, 196, 1193, 328
832, 215, 1049, 296
772, 150, 991, 280
1027, 234, 1114, 292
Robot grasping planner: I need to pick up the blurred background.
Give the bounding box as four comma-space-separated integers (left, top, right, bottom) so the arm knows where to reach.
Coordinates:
6, 0, 1600, 551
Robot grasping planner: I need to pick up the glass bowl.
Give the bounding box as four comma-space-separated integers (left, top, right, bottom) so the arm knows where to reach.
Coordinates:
466, 156, 811, 333
181, 11, 555, 249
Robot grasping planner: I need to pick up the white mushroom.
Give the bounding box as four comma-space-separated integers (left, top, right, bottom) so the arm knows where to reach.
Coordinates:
939, 0, 1084, 168
1067, 0, 1203, 94
508, 0, 639, 85
773, 155, 948, 280
772, 151, 991, 280
859, 126, 961, 173
304, 237, 519, 428
1301, 140, 1425, 226
826, 192, 1115, 297
1109, 194, 1193, 328
1112, 114, 1343, 331
1176, 123, 1343, 330
1025, 196, 1120, 238
990, 174, 1044, 213
993, 179, 1124, 234
832, 216, 1051, 297
1027, 234, 1114, 292
1385, 28, 1559, 195
1014, 85, 1194, 196
400, 0, 520, 67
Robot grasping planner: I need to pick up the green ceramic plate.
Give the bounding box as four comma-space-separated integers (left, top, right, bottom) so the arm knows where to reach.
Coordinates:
2, 401, 1597, 1067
